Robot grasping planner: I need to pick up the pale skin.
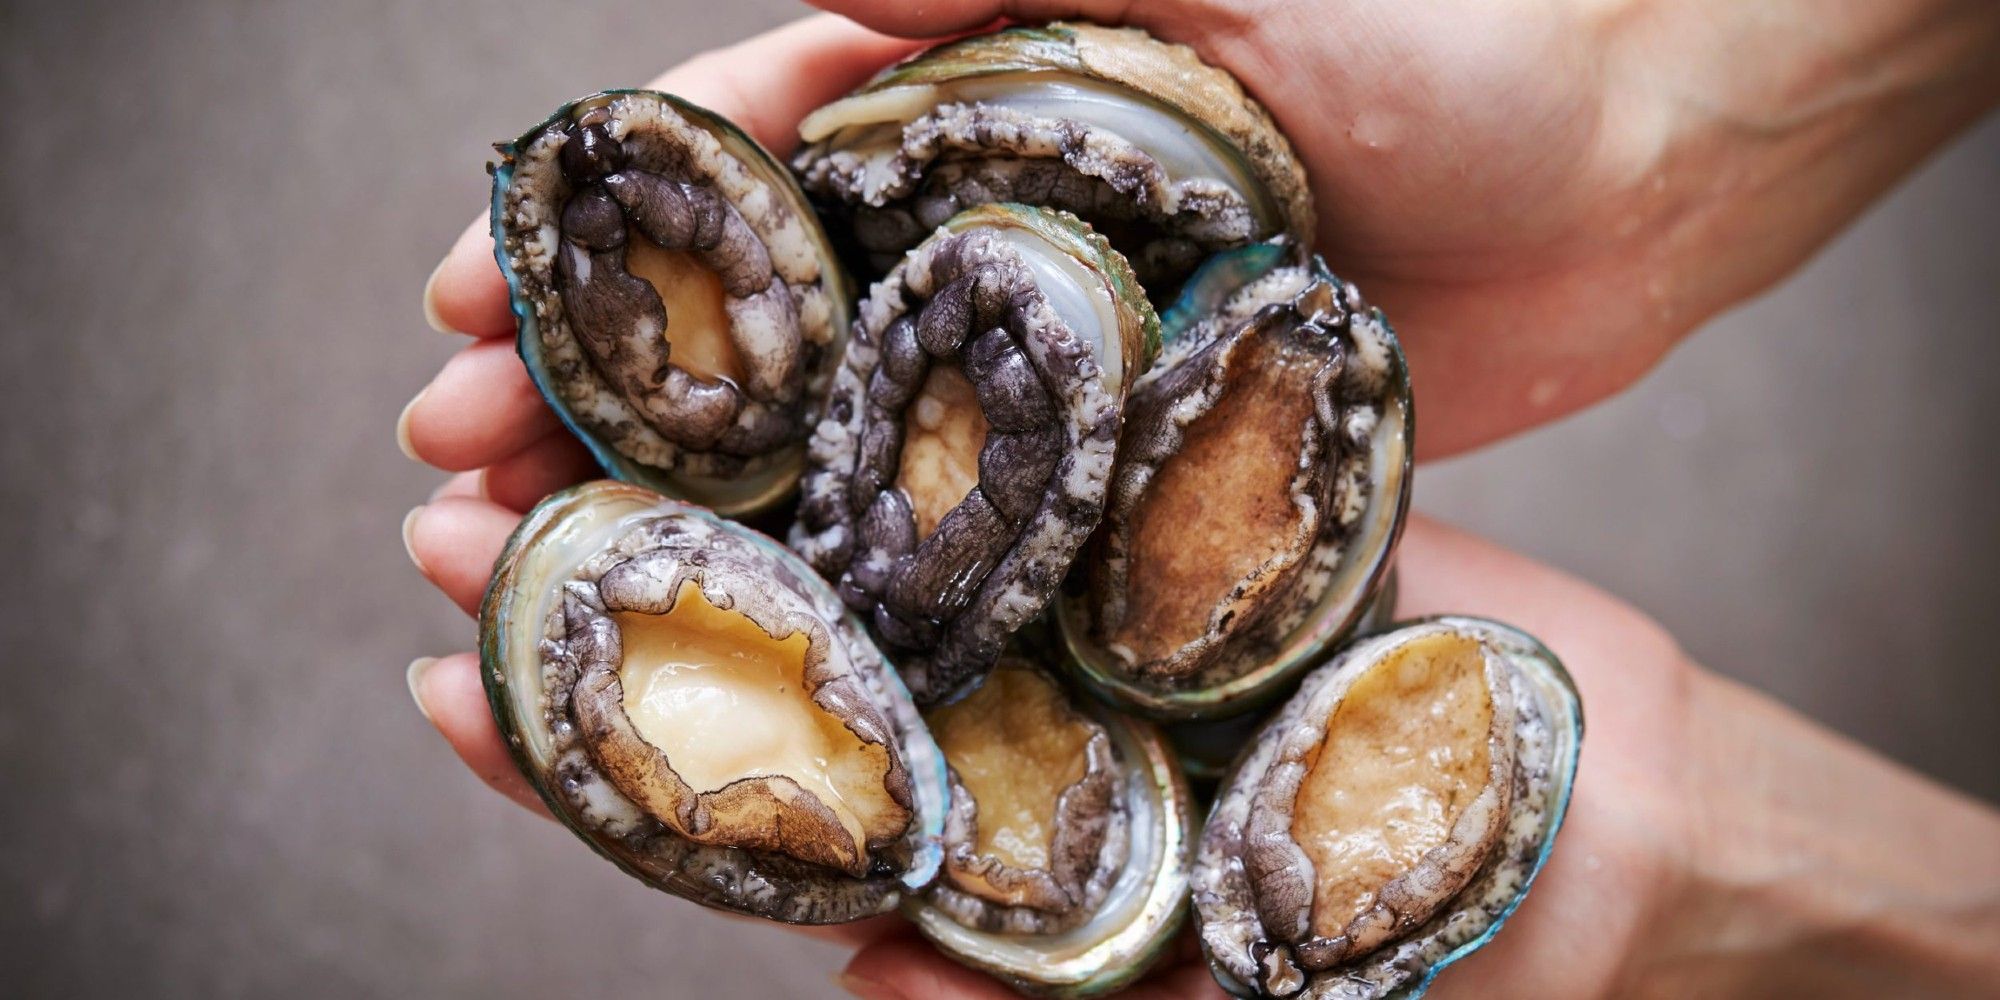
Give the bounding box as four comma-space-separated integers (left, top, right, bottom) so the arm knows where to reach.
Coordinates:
399, 2, 2000, 997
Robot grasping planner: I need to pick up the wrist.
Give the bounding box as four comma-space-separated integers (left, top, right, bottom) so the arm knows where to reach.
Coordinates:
1599, 0, 2000, 329
1620, 670, 2000, 997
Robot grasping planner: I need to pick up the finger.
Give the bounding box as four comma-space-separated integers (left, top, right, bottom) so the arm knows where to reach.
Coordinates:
400, 339, 560, 472
408, 652, 552, 818
1118, 961, 1231, 1000
404, 496, 520, 617
423, 219, 516, 338
428, 470, 486, 503
840, 929, 1023, 999
1389, 511, 1689, 814
1138, 967, 1232, 999
481, 430, 600, 514
1111, 932, 1230, 999
421, 14, 927, 342
648, 15, 927, 158
806, 0, 1176, 37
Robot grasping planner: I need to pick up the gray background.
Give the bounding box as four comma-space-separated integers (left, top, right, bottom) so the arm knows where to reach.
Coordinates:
1, 0, 1994, 996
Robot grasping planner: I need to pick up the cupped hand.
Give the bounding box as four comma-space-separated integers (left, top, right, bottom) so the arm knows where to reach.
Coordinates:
838, 511, 1698, 999
401, 7, 1703, 996
407, 0, 1999, 495
404, 0, 1767, 483
409, 469, 1691, 997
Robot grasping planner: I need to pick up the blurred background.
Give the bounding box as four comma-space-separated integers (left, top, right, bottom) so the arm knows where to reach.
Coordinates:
2, 0, 1995, 996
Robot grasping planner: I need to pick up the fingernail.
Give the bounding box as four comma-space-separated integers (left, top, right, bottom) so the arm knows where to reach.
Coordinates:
422, 257, 454, 333
407, 656, 439, 723
836, 972, 902, 1000
396, 390, 425, 462
402, 506, 428, 573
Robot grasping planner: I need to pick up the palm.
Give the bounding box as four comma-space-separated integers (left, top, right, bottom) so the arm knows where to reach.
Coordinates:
1181, 0, 1682, 457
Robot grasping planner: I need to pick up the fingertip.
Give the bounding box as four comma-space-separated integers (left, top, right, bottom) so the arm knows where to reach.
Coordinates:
804, 1, 1002, 37
412, 651, 552, 819
396, 391, 424, 462
407, 656, 440, 724
836, 970, 904, 1000
421, 254, 454, 333
404, 496, 525, 616
403, 340, 561, 472
842, 930, 1019, 999
425, 219, 515, 338
645, 15, 931, 157
402, 505, 428, 575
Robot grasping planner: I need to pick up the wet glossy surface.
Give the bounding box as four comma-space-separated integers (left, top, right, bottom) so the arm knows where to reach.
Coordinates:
3, 0, 1997, 995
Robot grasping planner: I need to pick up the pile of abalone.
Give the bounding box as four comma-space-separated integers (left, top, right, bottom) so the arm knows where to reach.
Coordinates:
479, 22, 1580, 999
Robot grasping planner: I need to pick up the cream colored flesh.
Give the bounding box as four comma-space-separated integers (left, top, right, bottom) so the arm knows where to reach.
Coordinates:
1292, 633, 1495, 939
616, 581, 887, 850
622, 235, 744, 385
896, 367, 990, 538
930, 669, 1094, 873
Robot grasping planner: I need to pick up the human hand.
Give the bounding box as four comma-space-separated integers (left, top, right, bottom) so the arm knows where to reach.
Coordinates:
406, 0, 2000, 490
400, 5, 2000, 996
403, 10, 1702, 943
802, 0, 2000, 456
411, 478, 2000, 998
408, 479, 1691, 996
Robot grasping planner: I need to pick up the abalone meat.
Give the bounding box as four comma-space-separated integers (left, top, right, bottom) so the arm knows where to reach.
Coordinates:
908, 658, 1194, 997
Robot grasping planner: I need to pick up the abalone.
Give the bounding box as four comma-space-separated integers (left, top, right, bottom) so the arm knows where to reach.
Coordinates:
791, 204, 1158, 706
793, 23, 1313, 298
1193, 618, 1583, 998
908, 658, 1194, 997
493, 92, 850, 515
480, 481, 948, 922
1058, 247, 1411, 720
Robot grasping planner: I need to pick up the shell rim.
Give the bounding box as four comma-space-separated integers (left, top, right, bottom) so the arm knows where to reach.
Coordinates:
938, 201, 1164, 375
814, 21, 1314, 245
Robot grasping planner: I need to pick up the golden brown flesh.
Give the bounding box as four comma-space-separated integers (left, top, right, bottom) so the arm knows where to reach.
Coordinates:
1110, 332, 1323, 666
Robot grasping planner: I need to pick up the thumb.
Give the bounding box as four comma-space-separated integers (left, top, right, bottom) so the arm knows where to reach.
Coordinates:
837, 929, 1020, 999
804, 0, 1194, 38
